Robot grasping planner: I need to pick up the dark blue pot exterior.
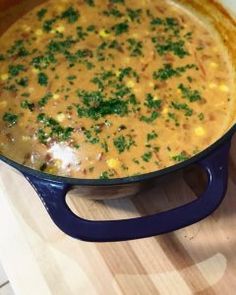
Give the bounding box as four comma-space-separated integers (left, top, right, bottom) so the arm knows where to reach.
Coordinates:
22, 141, 231, 242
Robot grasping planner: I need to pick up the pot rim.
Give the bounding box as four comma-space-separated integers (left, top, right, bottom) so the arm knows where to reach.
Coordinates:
1, 124, 235, 186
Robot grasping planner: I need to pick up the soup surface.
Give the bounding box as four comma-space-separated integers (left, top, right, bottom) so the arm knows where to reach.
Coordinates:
0, 0, 234, 179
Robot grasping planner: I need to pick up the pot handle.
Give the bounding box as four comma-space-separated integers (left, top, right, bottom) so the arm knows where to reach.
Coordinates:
24, 142, 230, 242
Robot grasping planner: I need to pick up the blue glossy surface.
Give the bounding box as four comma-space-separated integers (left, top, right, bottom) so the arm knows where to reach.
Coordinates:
23, 142, 231, 242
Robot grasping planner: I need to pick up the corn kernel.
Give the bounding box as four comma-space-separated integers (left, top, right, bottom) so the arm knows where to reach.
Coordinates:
28, 87, 35, 93
56, 113, 65, 122
53, 94, 60, 100
99, 29, 110, 38
35, 29, 43, 36
22, 25, 31, 32
56, 25, 65, 33
194, 126, 206, 137
209, 83, 217, 89
127, 80, 135, 88
209, 62, 218, 68
107, 158, 120, 169
149, 82, 154, 87
1, 74, 8, 81
32, 68, 39, 74
162, 107, 169, 115
219, 84, 229, 93
22, 136, 30, 141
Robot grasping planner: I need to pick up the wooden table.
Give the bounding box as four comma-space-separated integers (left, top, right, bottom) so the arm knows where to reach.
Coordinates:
0, 136, 236, 295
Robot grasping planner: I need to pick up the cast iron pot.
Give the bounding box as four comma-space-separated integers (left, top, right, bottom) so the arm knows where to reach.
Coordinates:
0, 0, 236, 242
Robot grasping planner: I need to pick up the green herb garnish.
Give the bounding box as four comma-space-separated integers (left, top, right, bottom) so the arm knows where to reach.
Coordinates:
38, 72, 48, 86
3, 112, 18, 126
113, 135, 135, 153
178, 84, 202, 102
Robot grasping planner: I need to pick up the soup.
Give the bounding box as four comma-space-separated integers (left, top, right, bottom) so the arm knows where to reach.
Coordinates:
0, 0, 234, 179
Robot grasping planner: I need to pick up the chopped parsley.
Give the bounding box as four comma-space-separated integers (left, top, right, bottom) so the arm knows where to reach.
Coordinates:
38, 72, 48, 86
21, 100, 35, 111
38, 92, 53, 107
153, 64, 198, 81
100, 169, 115, 179
140, 111, 159, 123
77, 26, 88, 40
178, 84, 202, 102
16, 77, 29, 87
127, 38, 143, 57
112, 22, 129, 36
43, 18, 57, 32
37, 113, 74, 143
142, 151, 152, 162
3, 112, 18, 126
61, 7, 80, 23
37, 8, 47, 20
127, 8, 142, 22
198, 113, 205, 121
152, 38, 189, 58
103, 8, 123, 18
172, 152, 190, 162
31, 54, 57, 70
171, 102, 193, 116
168, 112, 179, 126
8, 64, 25, 77
113, 135, 135, 153
147, 131, 158, 141
7, 40, 29, 57
144, 94, 162, 109
118, 67, 139, 82
85, 0, 95, 6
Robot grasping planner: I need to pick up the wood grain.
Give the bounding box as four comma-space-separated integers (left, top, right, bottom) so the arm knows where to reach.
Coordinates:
1, 135, 236, 294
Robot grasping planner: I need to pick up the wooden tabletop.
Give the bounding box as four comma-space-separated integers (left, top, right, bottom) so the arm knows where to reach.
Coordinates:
0, 136, 236, 295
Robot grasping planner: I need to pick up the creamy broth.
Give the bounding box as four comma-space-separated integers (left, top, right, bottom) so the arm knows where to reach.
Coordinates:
0, 0, 234, 179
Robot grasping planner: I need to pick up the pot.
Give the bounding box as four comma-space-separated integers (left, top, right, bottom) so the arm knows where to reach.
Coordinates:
0, 0, 236, 242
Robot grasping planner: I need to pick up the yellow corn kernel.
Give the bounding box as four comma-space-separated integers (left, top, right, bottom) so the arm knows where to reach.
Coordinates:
32, 68, 39, 74
22, 25, 31, 32
1, 74, 8, 81
35, 29, 43, 36
124, 57, 130, 64
162, 107, 169, 115
132, 33, 139, 38
56, 113, 65, 122
209, 83, 217, 89
55, 160, 62, 168
219, 84, 229, 93
149, 82, 154, 88
22, 136, 30, 141
56, 25, 65, 33
53, 94, 60, 100
195, 126, 206, 137
28, 87, 35, 93
99, 29, 110, 38
115, 70, 120, 77
153, 95, 160, 101
107, 158, 120, 169
209, 62, 218, 68
0, 101, 7, 109
127, 80, 135, 88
